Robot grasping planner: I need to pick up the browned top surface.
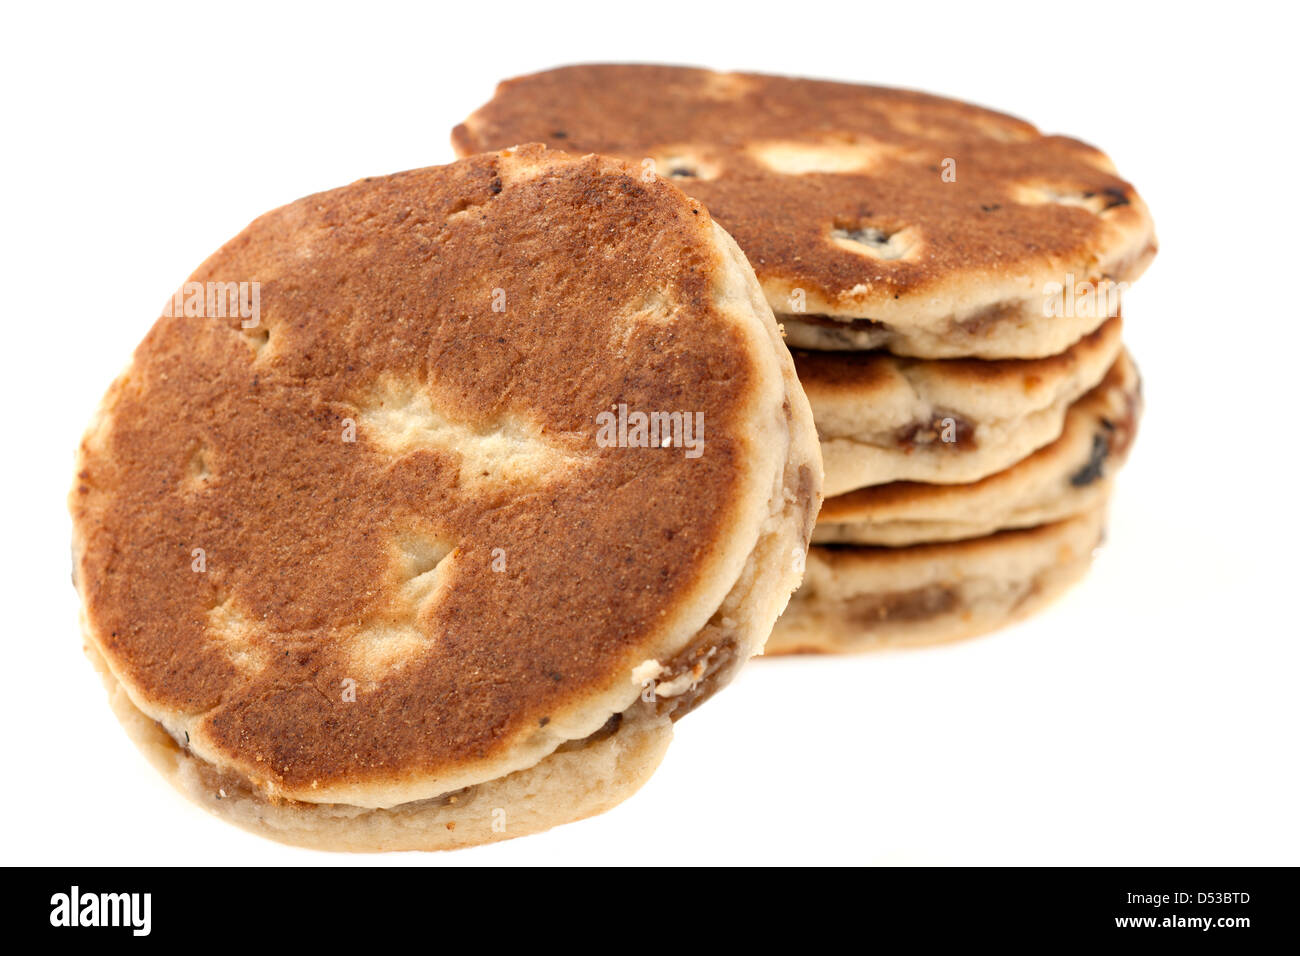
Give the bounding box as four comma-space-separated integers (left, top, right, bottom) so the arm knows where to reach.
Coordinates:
71, 146, 765, 794
454, 64, 1153, 314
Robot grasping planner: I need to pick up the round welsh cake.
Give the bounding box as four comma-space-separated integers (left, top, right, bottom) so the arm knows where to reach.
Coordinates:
70, 145, 822, 851
453, 64, 1157, 359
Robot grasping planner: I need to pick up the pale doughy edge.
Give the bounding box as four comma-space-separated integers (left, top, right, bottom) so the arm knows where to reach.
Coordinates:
808, 321, 1121, 497
88, 639, 673, 852
814, 350, 1139, 545
770, 222, 1156, 360
818, 398, 1062, 496
815, 477, 1114, 547
780, 299, 1106, 360
767, 502, 1106, 655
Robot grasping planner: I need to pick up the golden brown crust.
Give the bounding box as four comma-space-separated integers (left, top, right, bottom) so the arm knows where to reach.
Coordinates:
454, 65, 1156, 333
70, 145, 800, 804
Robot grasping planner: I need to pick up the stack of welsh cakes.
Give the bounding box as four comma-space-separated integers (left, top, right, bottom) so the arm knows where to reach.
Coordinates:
454, 64, 1157, 653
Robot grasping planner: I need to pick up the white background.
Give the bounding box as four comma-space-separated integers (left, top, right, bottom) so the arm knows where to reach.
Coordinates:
3, 1, 1296, 866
